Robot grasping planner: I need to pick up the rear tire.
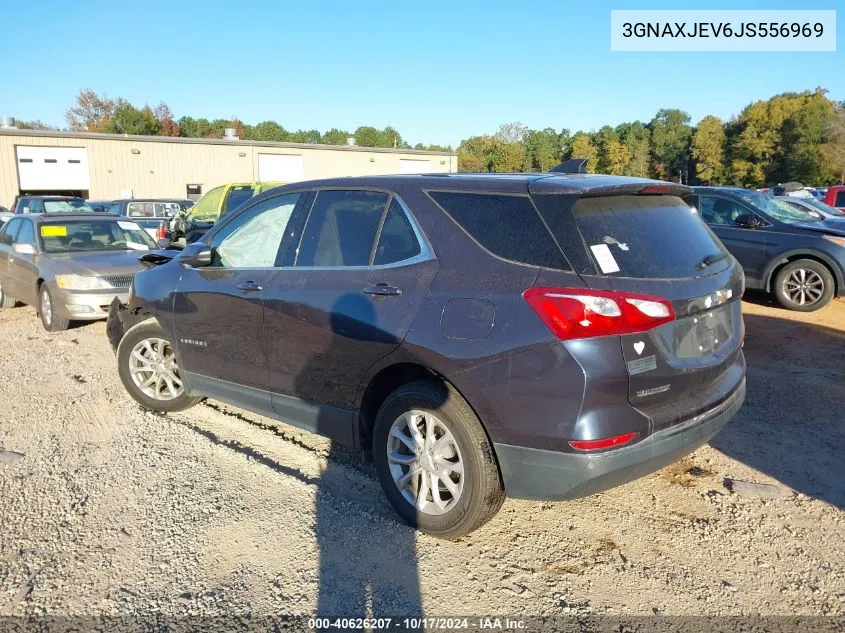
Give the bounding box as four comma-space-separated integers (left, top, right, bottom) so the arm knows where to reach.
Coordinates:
117, 320, 203, 413
773, 259, 834, 312
38, 285, 69, 331
0, 279, 15, 309
372, 379, 504, 540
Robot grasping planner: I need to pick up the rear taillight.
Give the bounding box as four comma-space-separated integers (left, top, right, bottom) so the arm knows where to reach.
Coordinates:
569, 432, 639, 451
523, 287, 675, 340
157, 224, 167, 239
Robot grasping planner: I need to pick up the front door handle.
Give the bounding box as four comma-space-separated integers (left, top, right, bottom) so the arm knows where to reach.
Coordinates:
363, 284, 402, 296
237, 281, 263, 292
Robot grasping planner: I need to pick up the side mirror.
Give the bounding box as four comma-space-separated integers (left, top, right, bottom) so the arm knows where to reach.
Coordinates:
13, 243, 35, 255
178, 242, 211, 267
734, 213, 763, 229
157, 237, 172, 249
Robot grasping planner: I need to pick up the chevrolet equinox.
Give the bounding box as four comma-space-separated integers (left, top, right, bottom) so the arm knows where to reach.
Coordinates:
107, 171, 747, 539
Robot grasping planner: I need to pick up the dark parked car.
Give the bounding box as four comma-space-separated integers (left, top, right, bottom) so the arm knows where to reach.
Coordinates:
0, 214, 164, 331
106, 199, 194, 241
87, 200, 113, 213
12, 195, 95, 214
686, 187, 845, 311
108, 173, 747, 538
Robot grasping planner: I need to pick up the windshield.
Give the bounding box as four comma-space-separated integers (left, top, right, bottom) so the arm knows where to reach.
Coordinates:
43, 199, 96, 213
741, 191, 819, 224
39, 219, 157, 253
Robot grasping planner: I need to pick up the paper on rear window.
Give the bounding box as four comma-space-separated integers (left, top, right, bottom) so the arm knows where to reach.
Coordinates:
570, 195, 729, 279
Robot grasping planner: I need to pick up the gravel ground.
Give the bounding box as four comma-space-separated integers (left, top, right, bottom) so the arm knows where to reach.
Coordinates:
0, 296, 843, 623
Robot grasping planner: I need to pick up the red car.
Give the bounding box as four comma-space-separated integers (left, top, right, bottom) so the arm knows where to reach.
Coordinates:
824, 185, 845, 211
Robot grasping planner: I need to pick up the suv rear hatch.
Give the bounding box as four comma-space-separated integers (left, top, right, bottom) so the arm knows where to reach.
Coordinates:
529, 182, 745, 431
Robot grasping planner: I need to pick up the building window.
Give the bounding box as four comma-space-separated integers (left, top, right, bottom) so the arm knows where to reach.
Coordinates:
186, 184, 202, 201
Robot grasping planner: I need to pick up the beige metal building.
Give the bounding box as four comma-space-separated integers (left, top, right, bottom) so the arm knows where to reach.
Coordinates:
0, 128, 457, 207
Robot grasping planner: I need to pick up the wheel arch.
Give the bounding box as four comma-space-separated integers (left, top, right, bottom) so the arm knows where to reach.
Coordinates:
762, 250, 843, 296
354, 359, 500, 459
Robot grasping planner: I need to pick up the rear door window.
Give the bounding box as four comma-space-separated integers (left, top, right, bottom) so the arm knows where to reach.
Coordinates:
427, 191, 569, 269
836, 191, 845, 207
374, 199, 421, 265
568, 195, 728, 278
296, 190, 390, 267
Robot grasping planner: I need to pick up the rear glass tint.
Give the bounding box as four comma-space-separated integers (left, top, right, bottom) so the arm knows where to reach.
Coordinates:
428, 191, 569, 269
835, 191, 845, 207
570, 195, 728, 278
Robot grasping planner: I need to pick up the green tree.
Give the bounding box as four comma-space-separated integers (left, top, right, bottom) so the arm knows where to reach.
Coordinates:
780, 91, 836, 184
495, 122, 528, 144
616, 121, 650, 177
523, 128, 562, 172
601, 139, 630, 175
822, 110, 845, 183
249, 120, 288, 142
106, 100, 160, 136
569, 133, 599, 173
15, 120, 55, 130
321, 128, 351, 145
649, 109, 692, 181
458, 135, 497, 172
691, 115, 725, 184
288, 129, 322, 144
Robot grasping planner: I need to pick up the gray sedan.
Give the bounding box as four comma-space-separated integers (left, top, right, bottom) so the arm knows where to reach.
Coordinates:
0, 213, 163, 331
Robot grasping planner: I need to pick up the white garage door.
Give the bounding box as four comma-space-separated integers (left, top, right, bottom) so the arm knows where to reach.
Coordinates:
16, 146, 90, 191
258, 153, 304, 183
398, 159, 431, 174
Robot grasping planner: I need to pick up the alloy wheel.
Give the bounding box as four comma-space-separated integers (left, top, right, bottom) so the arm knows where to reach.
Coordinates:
128, 337, 183, 401
783, 269, 824, 307
387, 410, 464, 515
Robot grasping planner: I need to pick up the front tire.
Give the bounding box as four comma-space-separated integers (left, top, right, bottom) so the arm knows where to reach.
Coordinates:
117, 320, 203, 413
373, 379, 504, 540
38, 285, 69, 331
774, 259, 834, 312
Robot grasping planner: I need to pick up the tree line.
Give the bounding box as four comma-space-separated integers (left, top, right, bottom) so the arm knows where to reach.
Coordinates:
15, 87, 845, 186
458, 88, 845, 186
50, 89, 452, 152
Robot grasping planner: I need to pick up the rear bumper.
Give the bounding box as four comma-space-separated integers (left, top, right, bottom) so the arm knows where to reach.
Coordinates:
495, 378, 746, 500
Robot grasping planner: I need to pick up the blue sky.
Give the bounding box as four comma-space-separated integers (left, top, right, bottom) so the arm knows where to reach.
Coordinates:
1, 0, 842, 147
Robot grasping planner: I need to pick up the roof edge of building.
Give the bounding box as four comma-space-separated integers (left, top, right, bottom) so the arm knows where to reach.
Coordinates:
0, 128, 456, 157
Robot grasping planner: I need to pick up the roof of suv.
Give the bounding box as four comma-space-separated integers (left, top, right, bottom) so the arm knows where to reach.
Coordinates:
272, 173, 692, 196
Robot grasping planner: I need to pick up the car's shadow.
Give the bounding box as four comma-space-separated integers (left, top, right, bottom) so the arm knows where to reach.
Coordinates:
709, 310, 845, 509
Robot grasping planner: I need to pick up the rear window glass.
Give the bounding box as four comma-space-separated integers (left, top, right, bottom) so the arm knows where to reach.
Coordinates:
570, 195, 728, 278
427, 191, 569, 269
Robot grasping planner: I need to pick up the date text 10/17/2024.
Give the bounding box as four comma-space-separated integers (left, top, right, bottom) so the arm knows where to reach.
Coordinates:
307, 618, 526, 630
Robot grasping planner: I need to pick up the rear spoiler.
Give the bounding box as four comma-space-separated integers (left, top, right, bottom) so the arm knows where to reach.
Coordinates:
530, 177, 692, 198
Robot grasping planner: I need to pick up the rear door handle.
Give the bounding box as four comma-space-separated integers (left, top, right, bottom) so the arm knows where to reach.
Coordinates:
363, 284, 402, 296
237, 281, 263, 292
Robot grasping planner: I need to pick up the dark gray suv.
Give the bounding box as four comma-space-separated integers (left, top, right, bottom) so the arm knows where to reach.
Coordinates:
107, 171, 747, 538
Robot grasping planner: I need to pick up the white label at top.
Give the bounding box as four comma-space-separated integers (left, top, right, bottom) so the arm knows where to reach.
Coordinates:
611, 10, 836, 51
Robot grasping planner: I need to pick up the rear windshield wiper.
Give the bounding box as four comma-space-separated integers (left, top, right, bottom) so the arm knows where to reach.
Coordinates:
695, 252, 728, 271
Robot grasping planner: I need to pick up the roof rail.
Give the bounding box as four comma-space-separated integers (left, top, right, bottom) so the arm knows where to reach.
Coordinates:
550, 158, 587, 174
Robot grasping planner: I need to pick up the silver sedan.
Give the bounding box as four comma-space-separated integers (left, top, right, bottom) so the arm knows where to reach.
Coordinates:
0, 213, 167, 331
